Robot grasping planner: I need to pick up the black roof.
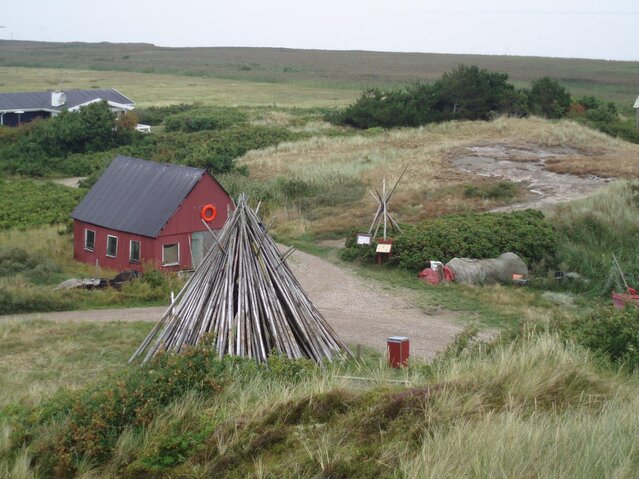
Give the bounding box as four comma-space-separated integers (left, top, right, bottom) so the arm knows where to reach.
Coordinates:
72, 155, 205, 238
0, 88, 134, 112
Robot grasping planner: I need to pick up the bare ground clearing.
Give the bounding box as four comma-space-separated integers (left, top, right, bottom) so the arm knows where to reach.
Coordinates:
1, 249, 463, 360
452, 143, 616, 211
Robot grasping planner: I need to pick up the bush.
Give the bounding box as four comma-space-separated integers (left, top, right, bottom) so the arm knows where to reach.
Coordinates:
164, 107, 247, 132
0, 179, 86, 230
463, 181, 518, 200
135, 104, 199, 126
560, 305, 639, 371
360, 210, 557, 271
527, 77, 572, 119
12, 344, 228, 476
329, 64, 528, 129
0, 247, 61, 284
0, 101, 138, 176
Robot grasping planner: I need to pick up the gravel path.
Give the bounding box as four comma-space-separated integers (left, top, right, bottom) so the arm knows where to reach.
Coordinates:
1, 250, 463, 360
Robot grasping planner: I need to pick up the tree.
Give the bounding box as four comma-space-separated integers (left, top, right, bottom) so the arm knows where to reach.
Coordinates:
430, 65, 517, 121
527, 77, 571, 119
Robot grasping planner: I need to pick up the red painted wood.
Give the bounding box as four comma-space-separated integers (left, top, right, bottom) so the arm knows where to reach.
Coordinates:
73, 220, 155, 272
73, 172, 233, 272
159, 173, 232, 237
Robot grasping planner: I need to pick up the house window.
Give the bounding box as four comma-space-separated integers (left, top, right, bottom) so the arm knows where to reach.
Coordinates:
84, 229, 96, 252
162, 243, 179, 266
106, 235, 118, 258
129, 240, 141, 263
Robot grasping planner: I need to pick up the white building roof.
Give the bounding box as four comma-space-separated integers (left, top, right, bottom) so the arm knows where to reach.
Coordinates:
634, 95, 639, 109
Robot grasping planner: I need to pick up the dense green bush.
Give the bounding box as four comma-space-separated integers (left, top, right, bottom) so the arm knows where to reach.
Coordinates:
135, 103, 198, 126
329, 65, 528, 128
11, 344, 227, 475
527, 77, 572, 119
0, 179, 85, 230
565, 305, 639, 371
164, 107, 247, 132
0, 102, 138, 176
391, 210, 557, 271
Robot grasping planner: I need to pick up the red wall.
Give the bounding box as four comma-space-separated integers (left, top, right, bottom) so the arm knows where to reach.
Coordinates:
159, 173, 231, 237
73, 220, 156, 272
73, 172, 233, 272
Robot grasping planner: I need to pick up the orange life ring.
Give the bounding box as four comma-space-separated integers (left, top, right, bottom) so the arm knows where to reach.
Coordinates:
200, 204, 217, 222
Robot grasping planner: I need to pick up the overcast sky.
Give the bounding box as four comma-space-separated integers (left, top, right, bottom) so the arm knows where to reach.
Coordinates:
2, 1, 637, 61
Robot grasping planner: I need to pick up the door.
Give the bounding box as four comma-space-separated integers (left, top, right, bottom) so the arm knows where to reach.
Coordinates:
191, 231, 213, 269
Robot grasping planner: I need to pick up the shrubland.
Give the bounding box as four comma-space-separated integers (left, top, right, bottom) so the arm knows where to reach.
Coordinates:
0, 179, 85, 230
1, 318, 638, 478
330, 64, 639, 144
341, 209, 557, 271
0, 227, 183, 314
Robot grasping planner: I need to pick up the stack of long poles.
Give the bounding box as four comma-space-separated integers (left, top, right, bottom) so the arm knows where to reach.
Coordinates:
130, 194, 351, 364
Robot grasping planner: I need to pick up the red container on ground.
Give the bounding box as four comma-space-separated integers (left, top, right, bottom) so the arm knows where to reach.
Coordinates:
387, 336, 409, 368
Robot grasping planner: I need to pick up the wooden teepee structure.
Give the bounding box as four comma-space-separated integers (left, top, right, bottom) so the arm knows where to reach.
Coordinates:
368, 165, 407, 240
130, 194, 350, 365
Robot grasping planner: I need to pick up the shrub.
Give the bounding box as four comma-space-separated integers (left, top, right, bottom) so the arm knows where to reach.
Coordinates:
0, 179, 86, 230
329, 64, 528, 129
527, 77, 572, 119
558, 305, 639, 371
164, 107, 247, 132
463, 181, 518, 200
0, 101, 138, 176
387, 210, 556, 271
0, 247, 61, 284
12, 344, 228, 476
135, 104, 199, 126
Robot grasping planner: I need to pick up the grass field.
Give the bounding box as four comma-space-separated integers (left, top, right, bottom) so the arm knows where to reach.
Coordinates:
0, 67, 358, 108
1, 321, 638, 478
238, 117, 639, 235
1, 40, 638, 105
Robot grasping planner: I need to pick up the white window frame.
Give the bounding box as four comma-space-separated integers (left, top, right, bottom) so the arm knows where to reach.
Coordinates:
84, 229, 96, 252
162, 243, 180, 266
106, 235, 118, 258
129, 240, 141, 263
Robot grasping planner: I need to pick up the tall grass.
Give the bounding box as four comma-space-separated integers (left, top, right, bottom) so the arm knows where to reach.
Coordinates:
2, 324, 637, 477
550, 181, 639, 294
238, 117, 639, 235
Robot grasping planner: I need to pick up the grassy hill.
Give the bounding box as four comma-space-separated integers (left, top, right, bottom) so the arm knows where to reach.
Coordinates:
1, 40, 638, 105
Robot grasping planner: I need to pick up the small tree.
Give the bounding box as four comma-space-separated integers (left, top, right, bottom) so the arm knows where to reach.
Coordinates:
527, 77, 572, 119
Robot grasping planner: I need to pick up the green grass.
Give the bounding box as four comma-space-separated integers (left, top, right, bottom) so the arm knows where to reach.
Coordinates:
1, 41, 638, 105
1, 326, 637, 478
0, 66, 358, 108
0, 320, 152, 408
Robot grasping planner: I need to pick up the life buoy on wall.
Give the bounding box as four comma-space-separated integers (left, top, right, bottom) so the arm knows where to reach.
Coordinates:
200, 204, 217, 222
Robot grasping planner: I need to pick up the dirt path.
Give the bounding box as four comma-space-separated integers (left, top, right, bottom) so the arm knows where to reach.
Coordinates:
1, 250, 463, 360
453, 144, 614, 211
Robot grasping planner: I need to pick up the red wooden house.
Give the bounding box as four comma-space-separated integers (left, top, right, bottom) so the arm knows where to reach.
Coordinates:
71, 155, 234, 272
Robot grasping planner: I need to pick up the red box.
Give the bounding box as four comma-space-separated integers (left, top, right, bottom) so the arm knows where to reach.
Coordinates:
387, 336, 409, 368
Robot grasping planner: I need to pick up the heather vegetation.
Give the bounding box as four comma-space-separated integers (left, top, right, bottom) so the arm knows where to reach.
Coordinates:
1, 49, 639, 477
1, 320, 638, 477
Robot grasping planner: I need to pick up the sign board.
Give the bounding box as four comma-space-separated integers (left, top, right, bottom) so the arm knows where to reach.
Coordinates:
376, 243, 392, 253
356, 233, 372, 245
